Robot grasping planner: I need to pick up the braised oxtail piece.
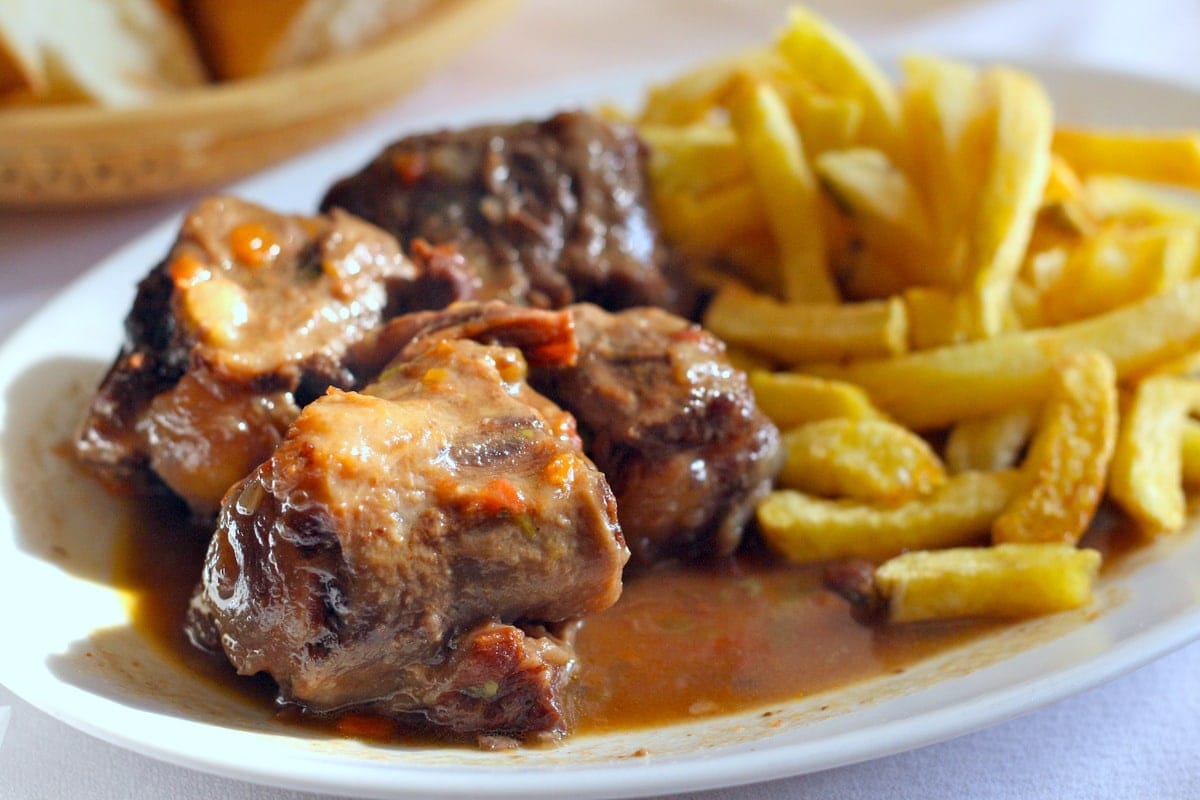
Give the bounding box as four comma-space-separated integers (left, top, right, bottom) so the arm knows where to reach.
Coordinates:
72, 195, 452, 517
188, 302, 628, 743
321, 110, 692, 315
531, 304, 783, 567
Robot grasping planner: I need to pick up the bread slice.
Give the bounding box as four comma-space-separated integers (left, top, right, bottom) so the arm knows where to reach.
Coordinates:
183, 0, 438, 81
0, 0, 47, 96
2, 0, 206, 107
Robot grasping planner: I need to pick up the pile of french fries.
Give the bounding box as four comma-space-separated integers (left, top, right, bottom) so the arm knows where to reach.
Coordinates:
636, 6, 1200, 624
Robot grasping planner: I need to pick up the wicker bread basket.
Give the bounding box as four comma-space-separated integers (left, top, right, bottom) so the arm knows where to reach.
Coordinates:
0, 0, 514, 208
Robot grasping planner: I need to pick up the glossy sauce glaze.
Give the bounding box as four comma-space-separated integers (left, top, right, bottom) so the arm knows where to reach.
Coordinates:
570, 552, 1002, 733
117, 501, 1138, 743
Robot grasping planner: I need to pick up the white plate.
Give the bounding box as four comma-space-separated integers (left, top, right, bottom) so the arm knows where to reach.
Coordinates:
2, 62, 1200, 800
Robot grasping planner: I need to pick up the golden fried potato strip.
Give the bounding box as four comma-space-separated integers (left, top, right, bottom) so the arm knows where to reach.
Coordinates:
815, 147, 934, 285
875, 544, 1101, 622
758, 470, 1022, 564
639, 46, 787, 126
655, 183, 768, 259
640, 10, 1200, 626
704, 282, 907, 365
944, 406, 1037, 474
1083, 175, 1200, 226
962, 67, 1054, 338
641, 123, 749, 196
898, 55, 994, 289
902, 286, 977, 348
727, 76, 837, 303
1054, 129, 1200, 190
992, 351, 1118, 544
1109, 375, 1200, 533
784, 88, 863, 157
1034, 223, 1198, 326
779, 418, 946, 505
775, 6, 901, 155
805, 277, 1200, 430
748, 370, 885, 429
1181, 417, 1200, 487
896, 59, 1053, 336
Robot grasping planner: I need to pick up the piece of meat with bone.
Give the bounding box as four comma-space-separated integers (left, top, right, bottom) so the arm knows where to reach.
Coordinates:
530, 303, 783, 567
320, 110, 691, 315
188, 302, 627, 742
72, 195, 459, 517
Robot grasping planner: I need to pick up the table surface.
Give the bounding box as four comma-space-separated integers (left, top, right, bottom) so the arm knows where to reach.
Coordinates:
3, 1, 1200, 798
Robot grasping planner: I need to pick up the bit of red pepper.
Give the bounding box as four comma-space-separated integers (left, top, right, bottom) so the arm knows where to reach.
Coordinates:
543, 452, 576, 488
390, 151, 428, 185
167, 251, 208, 288
670, 327, 707, 344
550, 411, 582, 447
229, 222, 279, 267
471, 477, 527, 516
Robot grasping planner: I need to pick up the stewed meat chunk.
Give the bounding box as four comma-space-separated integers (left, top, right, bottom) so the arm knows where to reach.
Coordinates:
531, 304, 783, 567
321, 111, 690, 314
189, 303, 627, 741
73, 196, 431, 516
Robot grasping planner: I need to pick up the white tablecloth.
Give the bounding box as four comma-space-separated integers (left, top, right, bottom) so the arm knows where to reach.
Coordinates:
3, 1, 1199, 797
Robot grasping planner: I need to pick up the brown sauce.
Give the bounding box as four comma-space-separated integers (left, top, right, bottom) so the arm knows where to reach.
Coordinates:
116, 501, 274, 709
116, 500, 1139, 742
570, 556, 1001, 732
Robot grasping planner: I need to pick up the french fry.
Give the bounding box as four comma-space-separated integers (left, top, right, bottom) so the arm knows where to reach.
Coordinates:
899, 54, 985, 284
784, 87, 863, 156
639, 46, 787, 126
639, 7, 1200, 628
1008, 275, 1046, 330
815, 147, 934, 284
641, 123, 749, 196
895, 62, 1052, 336
705, 282, 907, 365
1181, 418, 1200, 487
816, 148, 923, 231
992, 351, 1118, 544
902, 286, 977, 349
1143, 347, 1200, 379
1083, 175, 1200, 227
722, 234, 790, 294
1054, 128, 1200, 191
875, 544, 1101, 622
1043, 153, 1086, 204
726, 76, 837, 303
1030, 201, 1095, 254
1036, 223, 1199, 325
758, 470, 1022, 564
805, 277, 1200, 430
1108, 375, 1200, 533
775, 6, 901, 155
1022, 245, 1068, 293
654, 183, 769, 259
944, 406, 1037, 474
962, 67, 1054, 338
778, 418, 945, 504
748, 370, 885, 429
1025, 158, 1095, 266
836, 246, 910, 301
